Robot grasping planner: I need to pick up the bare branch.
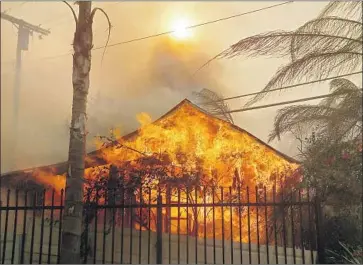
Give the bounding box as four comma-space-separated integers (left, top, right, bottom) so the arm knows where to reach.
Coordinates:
91, 7, 112, 64
62, 1, 78, 25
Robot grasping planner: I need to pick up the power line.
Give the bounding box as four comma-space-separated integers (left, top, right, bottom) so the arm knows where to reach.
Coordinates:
2, 65, 361, 109
220, 90, 363, 114
39, 14, 70, 27
2, 0, 293, 64
1, 11, 51, 171
202, 71, 363, 104
40, 1, 123, 27
93, 1, 293, 51
2, 2, 27, 14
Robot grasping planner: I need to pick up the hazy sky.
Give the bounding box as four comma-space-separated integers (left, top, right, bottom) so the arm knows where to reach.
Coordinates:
0, 1, 348, 173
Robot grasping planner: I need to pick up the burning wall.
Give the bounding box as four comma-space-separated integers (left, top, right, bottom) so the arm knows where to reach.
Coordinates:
1, 99, 301, 245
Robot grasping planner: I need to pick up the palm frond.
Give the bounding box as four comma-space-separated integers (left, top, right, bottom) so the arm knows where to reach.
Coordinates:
203, 1, 363, 109
269, 78, 362, 142
323, 78, 362, 107
191, 88, 235, 124
330, 78, 361, 92
318, 1, 362, 22
216, 31, 361, 60
268, 105, 337, 142
245, 51, 362, 107
290, 16, 362, 61
219, 31, 299, 58
294, 16, 362, 38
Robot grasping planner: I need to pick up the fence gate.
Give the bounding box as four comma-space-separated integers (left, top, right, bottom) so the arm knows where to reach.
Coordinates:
0, 186, 325, 264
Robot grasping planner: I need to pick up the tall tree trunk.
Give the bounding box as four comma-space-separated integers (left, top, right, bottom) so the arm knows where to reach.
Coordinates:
60, 1, 93, 263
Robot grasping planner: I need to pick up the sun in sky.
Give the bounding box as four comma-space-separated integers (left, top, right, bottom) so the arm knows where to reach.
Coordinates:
170, 18, 193, 40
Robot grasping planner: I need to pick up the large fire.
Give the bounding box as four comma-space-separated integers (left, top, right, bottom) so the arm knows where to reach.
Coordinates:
28, 100, 301, 244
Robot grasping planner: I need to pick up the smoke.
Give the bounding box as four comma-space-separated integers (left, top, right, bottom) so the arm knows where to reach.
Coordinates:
1, 4, 229, 173
86, 36, 230, 154
1, 1, 324, 173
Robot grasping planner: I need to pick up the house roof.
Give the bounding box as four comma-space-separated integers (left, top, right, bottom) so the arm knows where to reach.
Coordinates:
0, 99, 299, 188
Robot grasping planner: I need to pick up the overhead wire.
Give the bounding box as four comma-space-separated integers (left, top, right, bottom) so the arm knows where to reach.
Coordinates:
1, 0, 294, 64
1, 1, 361, 173
2, 63, 361, 107
92, 1, 293, 50
38, 1, 124, 28
201, 71, 363, 104
2, 2, 27, 14
218, 89, 363, 114
5, 0, 357, 111
39, 15, 71, 28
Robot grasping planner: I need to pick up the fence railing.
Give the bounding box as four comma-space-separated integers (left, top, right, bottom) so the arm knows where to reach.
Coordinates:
0, 186, 324, 264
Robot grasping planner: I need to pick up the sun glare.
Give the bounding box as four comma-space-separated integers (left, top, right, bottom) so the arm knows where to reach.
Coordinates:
170, 18, 193, 40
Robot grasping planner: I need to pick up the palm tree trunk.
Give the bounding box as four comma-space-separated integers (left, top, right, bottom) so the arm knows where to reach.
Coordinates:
60, 1, 93, 263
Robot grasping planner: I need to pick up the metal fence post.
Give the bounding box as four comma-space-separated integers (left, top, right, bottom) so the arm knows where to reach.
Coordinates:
156, 194, 163, 264
314, 196, 325, 264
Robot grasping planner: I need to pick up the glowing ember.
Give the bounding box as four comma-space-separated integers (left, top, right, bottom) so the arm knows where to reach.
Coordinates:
28, 100, 301, 243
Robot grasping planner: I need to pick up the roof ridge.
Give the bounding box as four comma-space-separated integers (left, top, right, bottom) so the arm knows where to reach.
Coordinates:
1, 98, 299, 177
182, 98, 299, 164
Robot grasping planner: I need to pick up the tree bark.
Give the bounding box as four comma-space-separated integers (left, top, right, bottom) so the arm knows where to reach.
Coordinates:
60, 1, 93, 263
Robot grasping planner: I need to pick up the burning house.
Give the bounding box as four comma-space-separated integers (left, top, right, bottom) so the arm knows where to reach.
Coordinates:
1, 99, 302, 244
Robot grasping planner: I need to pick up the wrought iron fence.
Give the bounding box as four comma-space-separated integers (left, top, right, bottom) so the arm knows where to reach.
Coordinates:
0, 186, 325, 264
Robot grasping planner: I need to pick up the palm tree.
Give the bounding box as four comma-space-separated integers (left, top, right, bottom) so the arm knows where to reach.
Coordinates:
268, 78, 362, 143
60, 1, 111, 263
201, 3, 362, 256
191, 88, 235, 124
208, 1, 362, 107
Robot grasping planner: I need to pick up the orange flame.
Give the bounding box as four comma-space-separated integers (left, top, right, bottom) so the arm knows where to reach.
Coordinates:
29, 100, 300, 243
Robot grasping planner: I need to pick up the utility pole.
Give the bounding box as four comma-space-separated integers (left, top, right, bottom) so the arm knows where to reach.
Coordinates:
1, 12, 50, 169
